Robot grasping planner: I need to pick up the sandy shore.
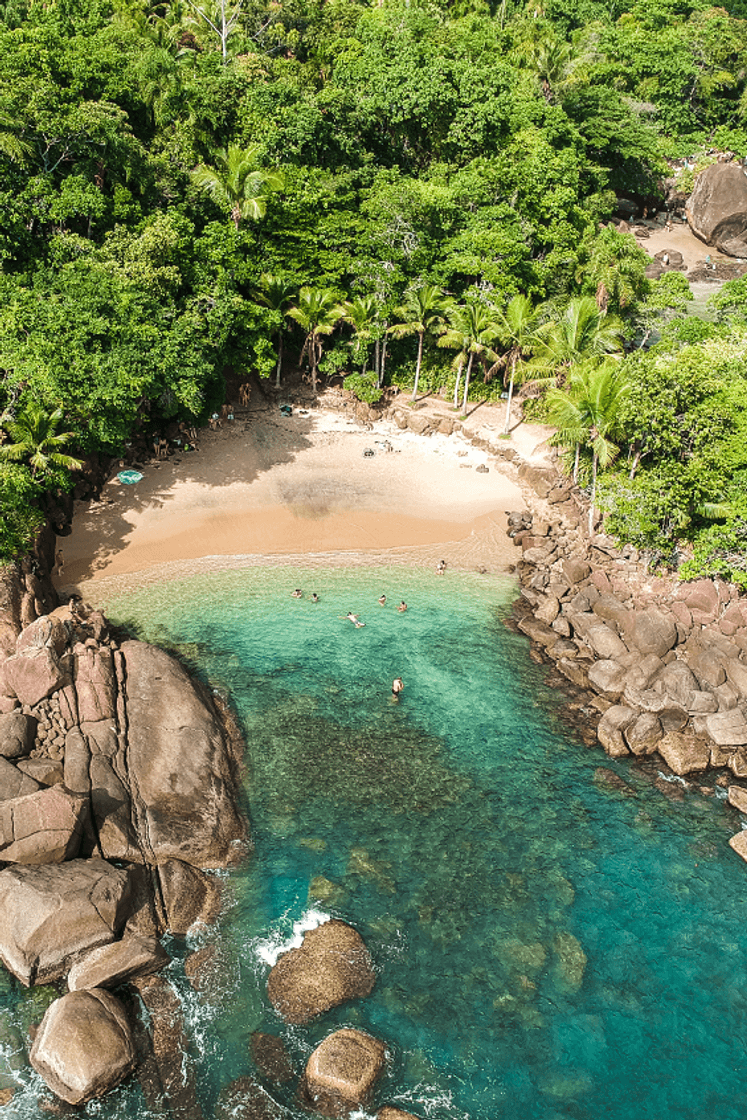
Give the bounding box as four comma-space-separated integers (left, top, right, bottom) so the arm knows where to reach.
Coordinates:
61, 402, 546, 602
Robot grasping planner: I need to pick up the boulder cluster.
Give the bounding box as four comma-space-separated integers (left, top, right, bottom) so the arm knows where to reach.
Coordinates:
506, 470, 747, 857
247, 918, 418, 1120
0, 562, 246, 1109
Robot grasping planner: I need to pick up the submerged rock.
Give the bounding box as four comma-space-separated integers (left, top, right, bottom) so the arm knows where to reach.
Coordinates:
267, 919, 375, 1025
30, 989, 136, 1105
304, 1029, 386, 1117
216, 1075, 291, 1120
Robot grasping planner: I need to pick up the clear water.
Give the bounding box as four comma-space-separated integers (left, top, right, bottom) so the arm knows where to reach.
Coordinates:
3, 564, 747, 1120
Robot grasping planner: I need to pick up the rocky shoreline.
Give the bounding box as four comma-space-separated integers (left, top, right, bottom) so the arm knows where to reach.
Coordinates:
0, 552, 248, 1111
499, 460, 747, 852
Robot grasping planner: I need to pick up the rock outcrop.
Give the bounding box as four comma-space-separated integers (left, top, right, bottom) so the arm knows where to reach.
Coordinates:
304, 1029, 386, 1117
0, 786, 87, 864
67, 934, 169, 991
0, 859, 133, 985
30, 989, 136, 1105
122, 640, 245, 867
686, 161, 747, 258
267, 919, 376, 1024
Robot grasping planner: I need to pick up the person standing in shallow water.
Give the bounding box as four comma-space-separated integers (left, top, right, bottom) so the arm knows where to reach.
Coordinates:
392, 677, 404, 700
436, 559, 447, 575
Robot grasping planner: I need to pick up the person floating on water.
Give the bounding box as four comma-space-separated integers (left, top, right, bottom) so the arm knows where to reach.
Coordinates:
346, 611, 359, 623
310, 593, 319, 603
391, 677, 404, 700
378, 594, 386, 606
397, 601, 407, 612
291, 589, 303, 598
436, 559, 447, 575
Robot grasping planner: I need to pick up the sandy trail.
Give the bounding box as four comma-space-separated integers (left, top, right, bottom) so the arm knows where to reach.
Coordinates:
61, 403, 547, 603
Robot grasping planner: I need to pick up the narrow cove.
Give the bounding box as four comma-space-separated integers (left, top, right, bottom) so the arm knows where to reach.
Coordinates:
55, 561, 747, 1120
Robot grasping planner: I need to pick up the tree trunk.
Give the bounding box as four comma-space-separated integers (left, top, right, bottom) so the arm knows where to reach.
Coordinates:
461, 351, 474, 414
573, 443, 580, 484
311, 331, 317, 393
589, 451, 598, 536
374, 338, 380, 385
503, 354, 516, 433
275, 330, 283, 389
379, 329, 388, 388
629, 448, 641, 480
453, 357, 464, 409
412, 332, 424, 401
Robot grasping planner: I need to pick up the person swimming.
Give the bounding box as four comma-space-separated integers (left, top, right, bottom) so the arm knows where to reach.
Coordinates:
291, 589, 303, 598
391, 677, 404, 699
346, 611, 360, 623
378, 594, 386, 606
436, 559, 447, 575
397, 601, 407, 612
311, 593, 319, 603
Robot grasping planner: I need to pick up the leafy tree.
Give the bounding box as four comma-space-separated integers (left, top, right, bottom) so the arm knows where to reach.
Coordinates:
532, 296, 624, 380
254, 273, 296, 388
192, 145, 283, 228
438, 300, 499, 413
390, 283, 448, 401
0, 402, 82, 479
288, 287, 343, 393
340, 294, 378, 374
547, 360, 630, 532
493, 294, 542, 434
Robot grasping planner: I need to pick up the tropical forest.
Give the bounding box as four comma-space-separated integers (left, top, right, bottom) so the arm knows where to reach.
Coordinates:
1, 0, 747, 580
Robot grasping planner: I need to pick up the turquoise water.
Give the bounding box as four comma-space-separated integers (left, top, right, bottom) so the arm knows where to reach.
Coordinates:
3, 563, 747, 1119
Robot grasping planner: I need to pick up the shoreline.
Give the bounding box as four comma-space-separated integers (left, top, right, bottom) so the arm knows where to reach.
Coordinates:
59, 399, 549, 600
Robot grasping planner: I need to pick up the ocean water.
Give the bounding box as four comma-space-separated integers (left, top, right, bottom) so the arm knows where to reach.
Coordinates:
3, 563, 747, 1119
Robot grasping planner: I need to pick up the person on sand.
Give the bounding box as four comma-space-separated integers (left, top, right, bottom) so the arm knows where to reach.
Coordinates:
378, 594, 386, 606
436, 559, 447, 575
55, 549, 64, 578
397, 601, 407, 612
392, 677, 404, 699
291, 589, 303, 598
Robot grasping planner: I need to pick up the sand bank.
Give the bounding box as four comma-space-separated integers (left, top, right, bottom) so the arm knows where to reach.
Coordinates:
61, 404, 543, 602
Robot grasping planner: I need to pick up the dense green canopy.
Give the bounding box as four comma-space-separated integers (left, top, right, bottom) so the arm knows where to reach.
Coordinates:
0, 0, 746, 572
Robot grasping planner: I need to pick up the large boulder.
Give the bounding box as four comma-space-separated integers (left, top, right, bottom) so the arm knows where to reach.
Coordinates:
584, 622, 629, 661
686, 162, 747, 258
621, 608, 677, 658
0, 858, 133, 985
587, 659, 628, 700
0, 566, 23, 658
68, 934, 168, 991
0, 757, 41, 800
0, 786, 87, 864
0, 711, 36, 758
657, 730, 711, 776
122, 641, 244, 867
15, 615, 68, 659
624, 712, 663, 756
30, 989, 136, 1106
0, 647, 65, 707
158, 860, 222, 935
304, 1029, 386, 1118
597, 705, 634, 757
268, 920, 375, 1025
73, 644, 116, 723
704, 708, 747, 747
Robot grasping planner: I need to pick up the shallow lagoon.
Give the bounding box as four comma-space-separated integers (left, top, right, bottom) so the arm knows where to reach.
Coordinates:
3, 563, 747, 1119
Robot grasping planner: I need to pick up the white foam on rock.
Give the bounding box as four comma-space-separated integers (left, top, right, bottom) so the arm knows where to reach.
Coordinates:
254, 908, 331, 967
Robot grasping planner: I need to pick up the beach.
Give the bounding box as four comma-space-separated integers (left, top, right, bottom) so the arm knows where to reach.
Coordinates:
61, 397, 547, 602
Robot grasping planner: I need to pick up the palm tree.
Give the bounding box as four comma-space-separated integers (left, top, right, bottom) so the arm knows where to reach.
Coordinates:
438, 300, 499, 414
532, 296, 624, 381
288, 288, 343, 393
0, 403, 83, 478
340, 295, 378, 374
191, 145, 283, 228
546, 362, 629, 534
493, 294, 542, 434
254, 274, 296, 388
390, 283, 448, 401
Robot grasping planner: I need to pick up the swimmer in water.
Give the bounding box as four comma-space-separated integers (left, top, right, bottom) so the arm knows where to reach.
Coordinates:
291, 589, 303, 598
397, 601, 407, 612
378, 594, 386, 606
346, 611, 359, 623
391, 677, 404, 699
310, 593, 319, 603
355, 620, 366, 628
436, 559, 447, 575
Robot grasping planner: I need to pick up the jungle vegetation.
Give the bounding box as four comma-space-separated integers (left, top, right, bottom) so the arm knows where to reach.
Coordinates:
0, 0, 747, 579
